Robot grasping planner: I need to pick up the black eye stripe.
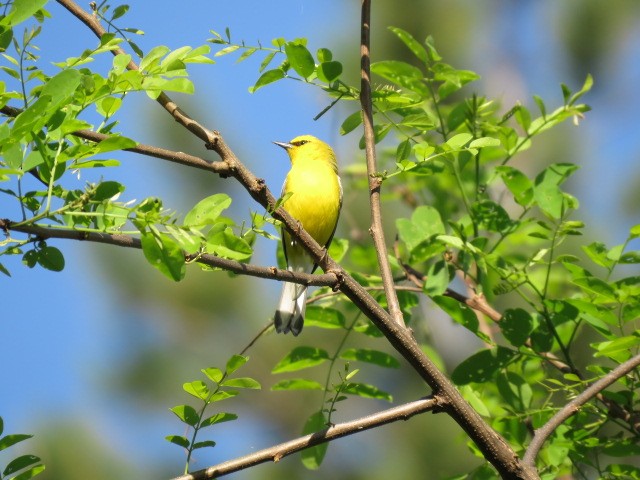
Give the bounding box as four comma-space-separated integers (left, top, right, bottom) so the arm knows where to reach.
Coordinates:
291, 140, 309, 146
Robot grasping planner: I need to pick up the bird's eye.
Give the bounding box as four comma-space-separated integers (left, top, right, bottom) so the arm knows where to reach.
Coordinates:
292, 140, 308, 146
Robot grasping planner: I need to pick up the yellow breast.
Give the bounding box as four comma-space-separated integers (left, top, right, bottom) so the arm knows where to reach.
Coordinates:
283, 161, 341, 247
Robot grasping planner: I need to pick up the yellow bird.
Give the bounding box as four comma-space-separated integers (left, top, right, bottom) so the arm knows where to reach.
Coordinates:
273, 135, 342, 336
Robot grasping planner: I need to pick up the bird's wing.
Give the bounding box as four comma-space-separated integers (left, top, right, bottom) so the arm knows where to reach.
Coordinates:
311, 175, 343, 274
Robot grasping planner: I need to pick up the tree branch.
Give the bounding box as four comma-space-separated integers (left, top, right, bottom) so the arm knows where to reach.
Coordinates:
49, 3, 539, 478
523, 352, 640, 466
0, 104, 230, 175
0, 219, 336, 287
359, 0, 403, 327
171, 396, 442, 480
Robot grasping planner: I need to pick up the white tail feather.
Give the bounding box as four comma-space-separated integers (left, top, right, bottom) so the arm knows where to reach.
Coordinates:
274, 281, 308, 336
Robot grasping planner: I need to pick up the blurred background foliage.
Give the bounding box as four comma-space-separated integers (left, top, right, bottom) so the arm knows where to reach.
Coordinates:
2, 1, 639, 479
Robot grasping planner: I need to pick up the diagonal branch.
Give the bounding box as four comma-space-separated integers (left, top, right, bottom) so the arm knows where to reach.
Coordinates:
359, 0, 403, 327
523, 352, 640, 466
49, 2, 539, 478
171, 396, 442, 480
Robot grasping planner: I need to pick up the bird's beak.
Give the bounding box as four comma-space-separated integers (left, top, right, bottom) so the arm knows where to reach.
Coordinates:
273, 141, 293, 150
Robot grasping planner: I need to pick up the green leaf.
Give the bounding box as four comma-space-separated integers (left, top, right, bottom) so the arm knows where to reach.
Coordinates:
432, 295, 479, 336
534, 163, 580, 219
236, 47, 257, 63
423, 260, 454, 297
205, 225, 253, 261
259, 51, 277, 72
284, 42, 315, 78
0, 434, 32, 451
183, 381, 210, 400
184, 194, 232, 227
500, 308, 533, 347
144, 77, 194, 96
22, 249, 38, 268
316, 48, 332, 62
572, 276, 617, 301
170, 405, 200, 427
272, 346, 330, 373
214, 45, 240, 57
343, 382, 393, 402
301, 411, 328, 470
446, 132, 473, 150
111, 4, 129, 20
202, 367, 223, 383
139, 45, 171, 71
582, 242, 614, 269
495, 166, 533, 206
370, 60, 425, 93
396, 205, 445, 253
396, 138, 412, 163
225, 354, 248, 375
93, 135, 137, 153
165, 435, 190, 448
469, 137, 501, 149
316, 61, 342, 83
3, 454, 40, 476
496, 372, 533, 410
605, 464, 640, 478
460, 385, 490, 417
220, 377, 261, 389
37, 246, 65, 272
140, 231, 186, 281
451, 347, 517, 385
200, 412, 238, 428
514, 104, 532, 132
11, 464, 46, 479
41, 69, 83, 108
271, 379, 324, 391
472, 200, 514, 234
249, 68, 285, 93
602, 438, 640, 457
93, 181, 124, 201
96, 96, 122, 117
339, 111, 362, 135
388, 27, 428, 63
209, 391, 238, 402
327, 237, 348, 262
358, 123, 391, 148
4, 0, 47, 26
340, 348, 400, 368
304, 306, 345, 329
192, 440, 216, 450
11, 96, 52, 139
593, 335, 640, 360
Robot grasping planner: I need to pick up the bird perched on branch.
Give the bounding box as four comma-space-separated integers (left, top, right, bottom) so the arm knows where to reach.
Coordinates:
273, 135, 342, 336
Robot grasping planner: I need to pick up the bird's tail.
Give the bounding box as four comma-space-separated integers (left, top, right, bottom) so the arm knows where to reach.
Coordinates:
274, 281, 308, 336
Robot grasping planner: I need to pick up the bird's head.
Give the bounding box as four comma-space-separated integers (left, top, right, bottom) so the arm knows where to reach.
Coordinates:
274, 135, 337, 169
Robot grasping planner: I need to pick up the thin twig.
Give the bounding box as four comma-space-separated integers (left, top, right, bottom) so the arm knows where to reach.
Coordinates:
523, 353, 640, 466
359, 0, 403, 327
171, 396, 442, 480
1, 105, 229, 175
307, 284, 423, 304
